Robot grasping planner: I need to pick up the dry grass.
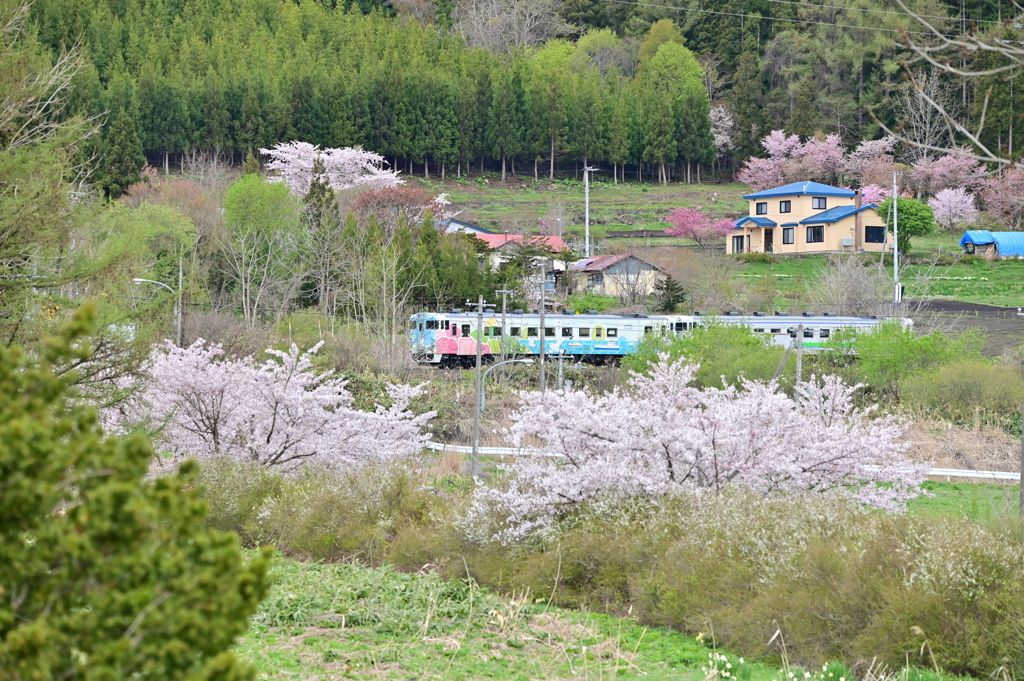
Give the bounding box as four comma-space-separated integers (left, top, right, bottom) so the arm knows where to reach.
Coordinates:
901, 420, 1021, 472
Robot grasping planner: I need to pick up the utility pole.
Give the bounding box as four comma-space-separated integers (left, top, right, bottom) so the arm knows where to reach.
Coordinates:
795, 324, 804, 386
584, 166, 598, 257
177, 255, 183, 347
557, 350, 565, 391
539, 265, 546, 393
470, 294, 486, 477
893, 171, 902, 306
496, 289, 512, 364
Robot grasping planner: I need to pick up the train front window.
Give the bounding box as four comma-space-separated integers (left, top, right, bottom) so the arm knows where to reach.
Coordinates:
607, 328, 617, 338
426, 320, 439, 330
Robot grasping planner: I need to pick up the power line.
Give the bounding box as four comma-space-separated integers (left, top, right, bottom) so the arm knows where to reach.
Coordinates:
602, 0, 977, 38
754, 0, 1004, 27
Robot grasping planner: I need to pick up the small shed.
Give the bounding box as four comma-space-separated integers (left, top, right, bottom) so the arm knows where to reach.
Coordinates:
959, 230, 1024, 259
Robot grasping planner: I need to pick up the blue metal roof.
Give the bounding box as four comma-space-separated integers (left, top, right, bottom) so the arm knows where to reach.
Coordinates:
735, 216, 777, 229
781, 222, 798, 227
799, 204, 878, 224
743, 181, 856, 200
961, 230, 1024, 256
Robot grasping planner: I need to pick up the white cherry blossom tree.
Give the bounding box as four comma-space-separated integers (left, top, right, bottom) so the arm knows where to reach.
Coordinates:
259, 141, 402, 197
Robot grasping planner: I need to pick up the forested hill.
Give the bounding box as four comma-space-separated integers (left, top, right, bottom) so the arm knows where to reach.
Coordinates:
26, 0, 1020, 191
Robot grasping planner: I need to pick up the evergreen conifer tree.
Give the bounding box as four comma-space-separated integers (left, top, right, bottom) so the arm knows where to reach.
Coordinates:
100, 107, 146, 198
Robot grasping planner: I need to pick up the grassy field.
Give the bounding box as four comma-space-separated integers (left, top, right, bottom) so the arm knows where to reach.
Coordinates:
910, 480, 1020, 519
236, 557, 789, 681
418, 176, 746, 239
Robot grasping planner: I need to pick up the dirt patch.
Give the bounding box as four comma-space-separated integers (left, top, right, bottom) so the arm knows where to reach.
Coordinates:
914, 299, 1024, 355
902, 421, 1021, 472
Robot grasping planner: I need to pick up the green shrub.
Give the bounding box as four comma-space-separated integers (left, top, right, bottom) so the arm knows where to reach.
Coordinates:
901, 358, 1024, 431
565, 292, 619, 313
735, 252, 777, 264
623, 323, 786, 388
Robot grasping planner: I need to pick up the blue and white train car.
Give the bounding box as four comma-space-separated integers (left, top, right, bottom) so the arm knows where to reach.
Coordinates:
409, 309, 911, 366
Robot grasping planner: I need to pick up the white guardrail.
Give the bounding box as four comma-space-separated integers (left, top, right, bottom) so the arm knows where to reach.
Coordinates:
425, 442, 1021, 481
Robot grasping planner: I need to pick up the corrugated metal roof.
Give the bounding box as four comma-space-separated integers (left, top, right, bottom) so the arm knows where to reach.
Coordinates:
799, 204, 878, 224
735, 216, 777, 228
570, 254, 664, 272
743, 181, 856, 200
473, 233, 569, 251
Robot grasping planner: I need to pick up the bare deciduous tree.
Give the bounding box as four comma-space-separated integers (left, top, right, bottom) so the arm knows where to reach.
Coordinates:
892, 70, 962, 164
454, 0, 569, 53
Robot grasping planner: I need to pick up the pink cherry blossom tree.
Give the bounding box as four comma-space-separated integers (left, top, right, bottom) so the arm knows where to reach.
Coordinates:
928, 188, 979, 233
469, 356, 926, 543
736, 156, 786, 192
909, 149, 986, 197
664, 208, 733, 251
860, 184, 888, 205
845, 137, 897, 187
111, 340, 433, 470
796, 134, 846, 185
980, 168, 1024, 229
260, 141, 403, 197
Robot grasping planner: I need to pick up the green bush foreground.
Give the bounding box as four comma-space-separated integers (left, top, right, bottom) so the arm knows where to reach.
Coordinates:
200, 460, 1024, 678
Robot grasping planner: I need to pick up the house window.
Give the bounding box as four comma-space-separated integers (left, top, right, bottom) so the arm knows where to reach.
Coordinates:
607, 328, 617, 337
812, 197, 827, 210
545, 327, 555, 337
527, 327, 538, 337
865, 226, 885, 243
779, 200, 791, 213
806, 225, 824, 243
562, 327, 573, 337
588, 273, 604, 286
732, 235, 745, 253
579, 328, 590, 337
756, 202, 768, 215
783, 227, 794, 244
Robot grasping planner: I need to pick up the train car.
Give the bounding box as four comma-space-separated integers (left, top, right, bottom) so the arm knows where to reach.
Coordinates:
409, 309, 911, 366
664, 312, 913, 349
409, 309, 672, 367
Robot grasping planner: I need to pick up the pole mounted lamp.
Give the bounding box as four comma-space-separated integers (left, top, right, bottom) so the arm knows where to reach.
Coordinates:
133, 277, 182, 347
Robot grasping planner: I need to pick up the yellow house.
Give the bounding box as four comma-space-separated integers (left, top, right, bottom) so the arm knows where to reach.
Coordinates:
727, 181, 892, 255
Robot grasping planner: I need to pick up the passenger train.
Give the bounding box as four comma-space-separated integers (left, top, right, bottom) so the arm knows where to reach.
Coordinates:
409, 309, 911, 367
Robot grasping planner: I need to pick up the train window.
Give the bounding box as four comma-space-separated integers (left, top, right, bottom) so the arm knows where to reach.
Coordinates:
527, 327, 538, 337
595, 328, 604, 339
545, 327, 555, 337
562, 327, 573, 337
820, 329, 830, 339
510, 327, 520, 336
674, 322, 684, 331
770, 328, 781, 334
426, 320, 439, 330
803, 330, 814, 338
579, 328, 590, 338
754, 328, 764, 333
409, 320, 418, 330
607, 328, 617, 338
461, 324, 470, 336
493, 326, 503, 337
644, 326, 653, 334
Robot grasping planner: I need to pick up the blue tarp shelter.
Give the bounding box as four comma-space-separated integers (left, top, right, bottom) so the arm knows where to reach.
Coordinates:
960, 230, 1024, 257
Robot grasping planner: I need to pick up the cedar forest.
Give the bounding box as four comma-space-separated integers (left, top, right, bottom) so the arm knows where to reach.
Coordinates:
26, 0, 1024, 194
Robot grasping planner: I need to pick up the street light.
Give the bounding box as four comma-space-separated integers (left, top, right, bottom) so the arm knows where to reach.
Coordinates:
133, 277, 181, 346
479, 358, 535, 412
